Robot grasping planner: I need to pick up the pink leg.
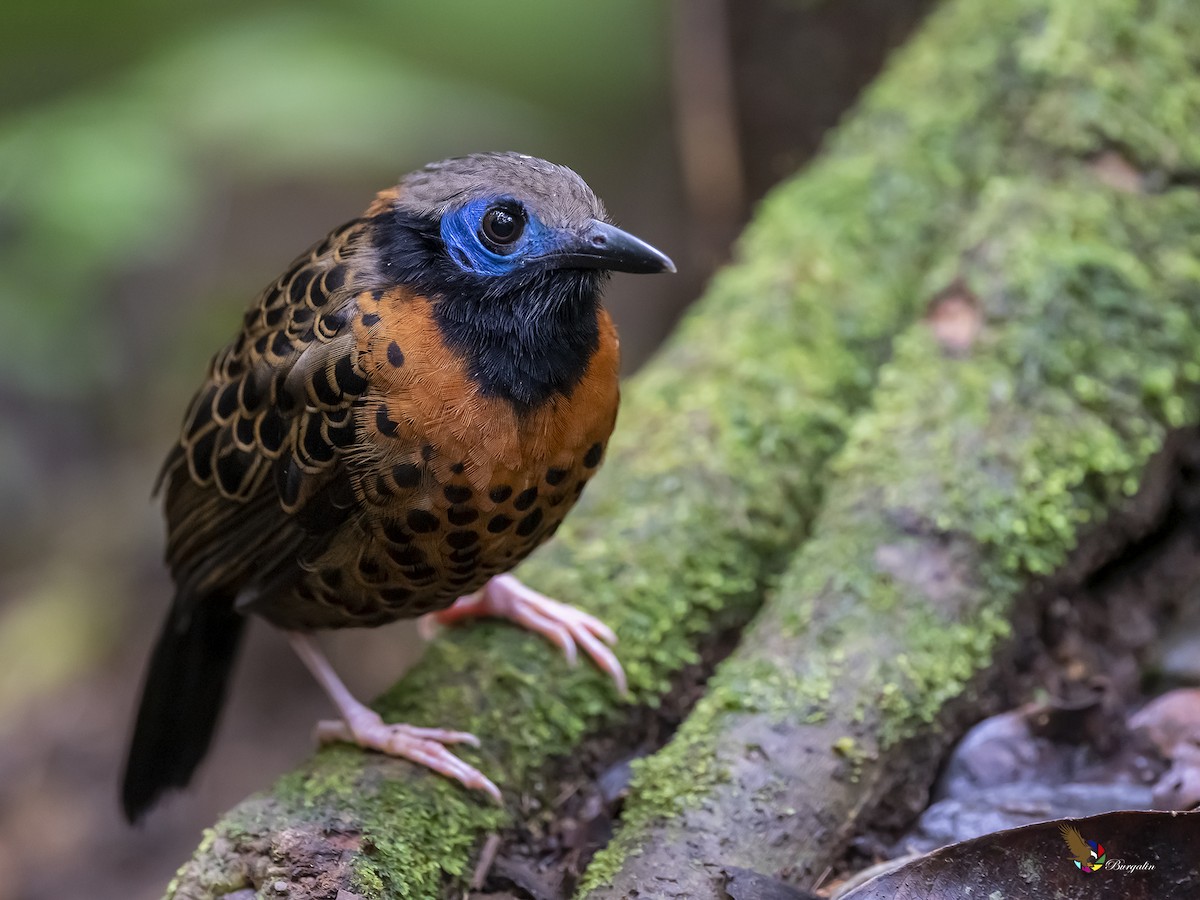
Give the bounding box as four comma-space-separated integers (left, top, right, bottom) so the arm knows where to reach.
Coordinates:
421, 574, 627, 696
287, 631, 500, 803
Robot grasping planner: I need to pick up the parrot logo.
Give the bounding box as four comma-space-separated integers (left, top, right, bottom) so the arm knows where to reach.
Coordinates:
1060, 823, 1107, 873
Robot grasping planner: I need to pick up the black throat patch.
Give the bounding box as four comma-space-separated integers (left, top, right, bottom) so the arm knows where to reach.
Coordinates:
372, 212, 604, 413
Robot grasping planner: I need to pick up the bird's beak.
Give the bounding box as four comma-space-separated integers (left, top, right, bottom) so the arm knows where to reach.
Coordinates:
547, 220, 676, 274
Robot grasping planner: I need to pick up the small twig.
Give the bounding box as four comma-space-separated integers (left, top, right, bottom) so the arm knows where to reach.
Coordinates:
471, 833, 503, 890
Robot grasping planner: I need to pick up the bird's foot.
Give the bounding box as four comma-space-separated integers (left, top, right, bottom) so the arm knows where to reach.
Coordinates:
421, 574, 627, 695
315, 709, 501, 803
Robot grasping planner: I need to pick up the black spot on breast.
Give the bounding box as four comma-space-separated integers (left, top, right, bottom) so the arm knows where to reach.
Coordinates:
381, 521, 412, 545
421, 444, 434, 461
449, 573, 478, 587
584, 442, 604, 468
447, 505, 479, 526
361, 312, 381, 327
450, 562, 477, 576
264, 304, 286, 328
376, 404, 398, 436
449, 546, 480, 563
516, 508, 544, 537
514, 487, 538, 511
357, 557, 384, 582
372, 474, 392, 501
408, 564, 438, 581
545, 467, 568, 486
443, 484, 472, 503
489, 485, 513, 503
371, 289, 384, 301
548, 493, 566, 507
406, 509, 438, 533
487, 514, 513, 533
446, 530, 479, 549
387, 545, 426, 566
574, 479, 588, 497
386, 341, 405, 367
450, 462, 465, 475
334, 353, 368, 395
392, 463, 421, 488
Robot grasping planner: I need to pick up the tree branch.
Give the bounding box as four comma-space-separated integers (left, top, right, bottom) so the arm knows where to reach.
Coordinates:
582, 0, 1200, 893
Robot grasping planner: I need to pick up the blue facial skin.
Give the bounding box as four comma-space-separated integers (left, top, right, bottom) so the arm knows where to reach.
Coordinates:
439, 196, 561, 277
372, 192, 605, 410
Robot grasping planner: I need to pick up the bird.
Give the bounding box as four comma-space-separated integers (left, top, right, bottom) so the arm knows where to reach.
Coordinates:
121, 152, 675, 821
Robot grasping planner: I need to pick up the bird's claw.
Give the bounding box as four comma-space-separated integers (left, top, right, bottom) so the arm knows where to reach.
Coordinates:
315, 712, 500, 803
422, 574, 627, 696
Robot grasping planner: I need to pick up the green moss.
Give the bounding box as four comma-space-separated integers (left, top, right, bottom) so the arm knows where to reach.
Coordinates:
587, 0, 1200, 885
832, 737, 871, 783
165, 827, 250, 900
838, 177, 1200, 743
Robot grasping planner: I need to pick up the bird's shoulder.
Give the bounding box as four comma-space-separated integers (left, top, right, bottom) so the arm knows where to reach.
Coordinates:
160, 198, 399, 598
164, 190, 405, 504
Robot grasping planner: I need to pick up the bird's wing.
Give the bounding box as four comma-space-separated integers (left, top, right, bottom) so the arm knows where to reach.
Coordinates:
1059, 824, 1092, 864
160, 213, 381, 611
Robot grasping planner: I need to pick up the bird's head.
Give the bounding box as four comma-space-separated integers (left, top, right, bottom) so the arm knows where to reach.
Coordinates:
373, 151, 673, 302
369, 152, 674, 408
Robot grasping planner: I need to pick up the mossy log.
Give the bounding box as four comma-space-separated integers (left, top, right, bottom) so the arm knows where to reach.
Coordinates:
581, 0, 1200, 895
584, 181, 1200, 899
170, 0, 1200, 897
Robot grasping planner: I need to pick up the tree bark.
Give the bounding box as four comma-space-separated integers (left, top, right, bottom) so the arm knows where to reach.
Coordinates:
169, 0, 1200, 898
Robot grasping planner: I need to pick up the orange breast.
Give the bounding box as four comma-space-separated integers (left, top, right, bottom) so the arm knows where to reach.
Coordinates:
282, 287, 620, 628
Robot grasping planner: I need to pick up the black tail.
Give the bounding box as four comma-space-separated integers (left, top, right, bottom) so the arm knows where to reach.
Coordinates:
121, 593, 246, 822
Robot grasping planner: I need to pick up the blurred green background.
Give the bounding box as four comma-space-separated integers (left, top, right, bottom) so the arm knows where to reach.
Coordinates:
0, 1, 930, 896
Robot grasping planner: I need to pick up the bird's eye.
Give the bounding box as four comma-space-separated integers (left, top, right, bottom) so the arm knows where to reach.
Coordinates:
480, 204, 525, 248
